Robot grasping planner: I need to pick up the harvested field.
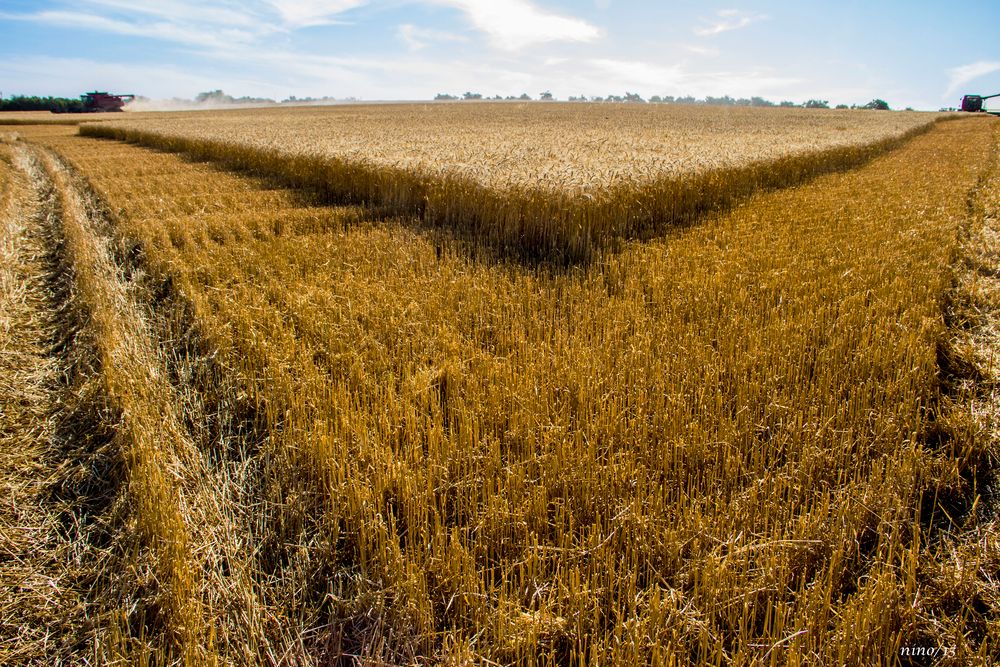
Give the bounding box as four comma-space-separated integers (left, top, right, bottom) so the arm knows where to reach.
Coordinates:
83, 104, 943, 261
0, 139, 88, 664
0, 113, 993, 664
0, 111, 132, 126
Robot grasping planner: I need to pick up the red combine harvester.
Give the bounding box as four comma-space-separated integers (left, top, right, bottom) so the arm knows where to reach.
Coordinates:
81, 91, 135, 112
960, 92, 999, 114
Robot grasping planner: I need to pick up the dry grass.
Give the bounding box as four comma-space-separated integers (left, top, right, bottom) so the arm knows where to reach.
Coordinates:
0, 111, 135, 126
82, 104, 943, 261
0, 140, 89, 664
0, 129, 241, 664
916, 122, 1000, 657
38, 145, 219, 663
4, 114, 990, 664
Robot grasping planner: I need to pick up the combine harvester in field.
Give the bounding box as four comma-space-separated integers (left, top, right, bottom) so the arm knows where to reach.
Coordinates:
50, 91, 135, 113
961, 91, 1000, 115
81, 91, 135, 112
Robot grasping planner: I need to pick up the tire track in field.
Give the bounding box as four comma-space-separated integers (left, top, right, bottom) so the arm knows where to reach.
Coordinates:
36, 143, 218, 663
897, 121, 1000, 664
0, 139, 88, 664
924, 122, 1000, 658
965, 124, 1000, 514
35, 142, 277, 665
1, 134, 238, 663
27, 126, 353, 664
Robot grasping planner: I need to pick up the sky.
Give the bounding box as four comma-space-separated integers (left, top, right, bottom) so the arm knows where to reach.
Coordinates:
1, 0, 998, 110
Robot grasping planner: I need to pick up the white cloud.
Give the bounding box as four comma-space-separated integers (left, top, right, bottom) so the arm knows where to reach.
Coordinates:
588, 58, 685, 90
0, 43, 811, 104
694, 9, 766, 37
585, 58, 797, 98
1, 10, 257, 49
6, 1, 598, 52
945, 61, 1000, 97
397, 23, 468, 51
11, 0, 366, 40
0, 2, 834, 104
80, 0, 263, 29
436, 0, 601, 50
692, 68, 800, 97
262, 0, 366, 28
680, 43, 720, 56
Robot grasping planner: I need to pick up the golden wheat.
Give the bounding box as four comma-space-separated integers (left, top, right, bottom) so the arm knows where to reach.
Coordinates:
83, 103, 943, 261
0, 141, 89, 664
11, 114, 994, 664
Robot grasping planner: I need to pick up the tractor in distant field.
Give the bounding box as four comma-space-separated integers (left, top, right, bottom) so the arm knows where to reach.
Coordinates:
81, 91, 135, 112
960, 92, 999, 113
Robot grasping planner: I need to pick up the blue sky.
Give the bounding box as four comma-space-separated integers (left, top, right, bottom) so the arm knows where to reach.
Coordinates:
1, 0, 998, 109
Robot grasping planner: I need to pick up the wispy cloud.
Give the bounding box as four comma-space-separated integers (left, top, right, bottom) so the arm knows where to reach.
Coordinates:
587, 58, 685, 90
0, 9, 258, 49
6, 1, 598, 52
586, 57, 797, 97
262, 0, 366, 29
397, 23, 468, 51
0, 1, 838, 104
436, 0, 601, 50
694, 9, 766, 37
945, 60, 1000, 97
4, 0, 366, 46
680, 43, 720, 56
80, 0, 264, 29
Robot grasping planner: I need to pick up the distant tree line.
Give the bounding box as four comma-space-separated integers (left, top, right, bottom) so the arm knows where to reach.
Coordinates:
197, 90, 355, 105
436, 92, 537, 101
0, 95, 87, 113
195, 90, 276, 105
434, 91, 894, 110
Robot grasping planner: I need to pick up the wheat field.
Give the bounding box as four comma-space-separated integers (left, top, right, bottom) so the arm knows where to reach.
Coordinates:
1, 107, 998, 665
83, 104, 941, 262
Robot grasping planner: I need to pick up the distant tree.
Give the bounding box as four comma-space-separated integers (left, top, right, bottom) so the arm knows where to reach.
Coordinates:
804, 99, 830, 109
462, 91, 483, 100
705, 95, 736, 106
750, 96, 775, 107
434, 93, 458, 100
194, 90, 275, 105
195, 89, 232, 103
779, 100, 798, 107
280, 95, 338, 104
0, 95, 86, 113
649, 95, 662, 103
863, 98, 890, 110
624, 92, 645, 103
519, 93, 532, 100
835, 104, 849, 109
675, 95, 697, 105
539, 91, 554, 101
